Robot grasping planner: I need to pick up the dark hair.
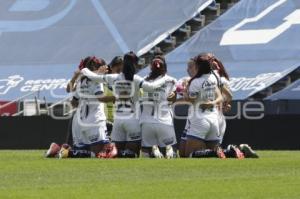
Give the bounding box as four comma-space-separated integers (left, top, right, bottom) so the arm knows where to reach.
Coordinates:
78, 56, 92, 70
109, 56, 123, 68
206, 53, 229, 80
107, 56, 123, 73
146, 55, 167, 81
123, 52, 138, 81
85, 56, 106, 71
188, 54, 213, 86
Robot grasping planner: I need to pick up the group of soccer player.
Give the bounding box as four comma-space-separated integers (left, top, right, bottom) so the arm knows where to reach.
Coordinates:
45, 51, 258, 159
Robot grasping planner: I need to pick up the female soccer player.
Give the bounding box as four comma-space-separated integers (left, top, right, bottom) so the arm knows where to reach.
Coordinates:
69, 57, 93, 150
81, 52, 171, 158
46, 57, 117, 158
46, 57, 93, 157
182, 53, 224, 157
209, 53, 258, 158
140, 56, 177, 158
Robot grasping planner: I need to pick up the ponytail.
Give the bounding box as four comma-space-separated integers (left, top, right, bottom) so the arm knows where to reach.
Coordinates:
123, 52, 138, 81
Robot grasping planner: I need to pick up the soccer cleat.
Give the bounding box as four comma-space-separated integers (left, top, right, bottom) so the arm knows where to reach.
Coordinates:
45, 142, 61, 158
239, 144, 259, 158
228, 145, 244, 159
165, 145, 174, 159
105, 143, 118, 158
152, 145, 163, 158
58, 147, 70, 159
97, 150, 107, 158
120, 149, 137, 158
216, 147, 226, 159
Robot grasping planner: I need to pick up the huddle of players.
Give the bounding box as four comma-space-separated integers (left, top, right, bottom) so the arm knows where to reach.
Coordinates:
45, 52, 258, 159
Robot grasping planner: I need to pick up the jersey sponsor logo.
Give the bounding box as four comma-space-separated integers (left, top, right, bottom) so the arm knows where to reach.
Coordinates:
142, 81, 175, 101
112, 80, 135, 99
201, 80, 216, 89
220, 0, 300, 45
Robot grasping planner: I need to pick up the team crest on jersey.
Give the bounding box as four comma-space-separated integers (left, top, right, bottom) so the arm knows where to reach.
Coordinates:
202, 80, 215, 89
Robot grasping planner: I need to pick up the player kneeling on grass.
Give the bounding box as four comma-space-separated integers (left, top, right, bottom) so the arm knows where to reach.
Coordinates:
140, 56, 178, 159
46, 57, 117, 159
81, 52, 171, 158
207, 53, 244, 159
180, 54, 227, 158
194, 54, 258, 158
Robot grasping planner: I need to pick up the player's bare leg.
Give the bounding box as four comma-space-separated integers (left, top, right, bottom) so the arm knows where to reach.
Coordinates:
206, 140, 220, 151
179, 139, 187, 157
184, 138, 206, 157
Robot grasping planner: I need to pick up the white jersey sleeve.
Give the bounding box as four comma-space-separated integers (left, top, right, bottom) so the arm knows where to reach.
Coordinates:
188, 79, 201, 98
220, 77, 230, 88
81, 68, 119, 85
142, 75, 177, 92
133, 75, 144, 88
81, 68, 105, 82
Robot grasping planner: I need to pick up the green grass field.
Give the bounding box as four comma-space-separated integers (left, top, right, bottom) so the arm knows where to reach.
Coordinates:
0, 151, 300, 199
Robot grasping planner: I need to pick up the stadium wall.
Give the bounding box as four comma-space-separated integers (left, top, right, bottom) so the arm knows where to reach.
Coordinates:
0, 113, 299, 150
0, 116, 68, 149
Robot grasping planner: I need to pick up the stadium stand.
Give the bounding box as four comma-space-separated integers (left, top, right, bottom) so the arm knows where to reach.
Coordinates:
139, 0, 300, 100
0, 0, 224, 116
1, 0, 300, 150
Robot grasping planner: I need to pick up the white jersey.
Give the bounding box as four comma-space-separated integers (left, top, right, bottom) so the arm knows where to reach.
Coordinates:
105, 73, 143, 118
188, 74, 218, 113
140, 75, 177, 126
81, 68, 170, 119
186, 74, 221, 141
74, 77, 106, 124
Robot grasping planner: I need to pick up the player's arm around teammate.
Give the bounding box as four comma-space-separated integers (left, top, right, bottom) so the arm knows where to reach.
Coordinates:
80, 53, 172, 158
140, 56, 178, 159
180, 54, 225, 158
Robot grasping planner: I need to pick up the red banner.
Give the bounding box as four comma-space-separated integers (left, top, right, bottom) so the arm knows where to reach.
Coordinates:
0, 101, 18, 116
